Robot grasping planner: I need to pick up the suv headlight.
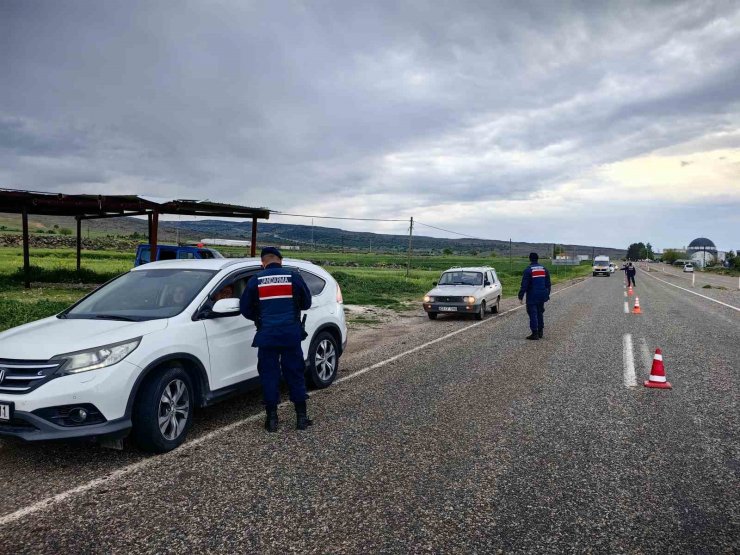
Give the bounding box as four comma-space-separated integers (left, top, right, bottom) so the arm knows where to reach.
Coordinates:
424, 295, 434, 303
54, 338, 141, 374
465, 296, 476, 304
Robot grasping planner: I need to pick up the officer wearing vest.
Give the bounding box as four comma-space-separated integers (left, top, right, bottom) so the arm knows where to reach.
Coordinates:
518, 252, 552, 340
626, 262, 636, 287
240, 247, 313, 432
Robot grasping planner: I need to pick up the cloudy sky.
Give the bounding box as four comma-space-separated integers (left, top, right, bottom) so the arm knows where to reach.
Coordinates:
2, 0, 738, 250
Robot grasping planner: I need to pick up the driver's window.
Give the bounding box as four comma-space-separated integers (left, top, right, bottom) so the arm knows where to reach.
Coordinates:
211, 272, 258, 302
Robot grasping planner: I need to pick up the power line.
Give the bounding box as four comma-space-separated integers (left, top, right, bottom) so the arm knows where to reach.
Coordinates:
271, 211, 407, 223
415, 220, 486, 240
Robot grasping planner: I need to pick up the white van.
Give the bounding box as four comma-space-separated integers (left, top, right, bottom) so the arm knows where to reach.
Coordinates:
593, 256, 611, 277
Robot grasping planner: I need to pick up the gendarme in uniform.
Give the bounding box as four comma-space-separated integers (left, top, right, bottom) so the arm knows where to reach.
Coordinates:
518, 252, 551, 340
240, 247, 313, 432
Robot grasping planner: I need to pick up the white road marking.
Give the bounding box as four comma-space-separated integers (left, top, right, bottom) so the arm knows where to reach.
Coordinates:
0, 278, 589, 526
623, 333, 637, 387
623, 291, 627, 298
641, 270, 740, 312
624, 301, 629, 314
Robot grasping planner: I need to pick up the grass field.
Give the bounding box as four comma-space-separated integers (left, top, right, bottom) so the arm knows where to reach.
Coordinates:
0, 247, 591, 331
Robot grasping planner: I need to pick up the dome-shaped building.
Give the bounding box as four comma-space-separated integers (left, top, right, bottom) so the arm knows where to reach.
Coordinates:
687, 237, 717, 267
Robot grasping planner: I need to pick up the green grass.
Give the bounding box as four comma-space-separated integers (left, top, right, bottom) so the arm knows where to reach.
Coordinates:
0, 247, 591, 331
328, 262, 590, 308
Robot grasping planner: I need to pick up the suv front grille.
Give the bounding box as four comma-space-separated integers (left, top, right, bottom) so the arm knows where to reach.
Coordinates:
436, 296, 464, 303
0, 359, 62, 395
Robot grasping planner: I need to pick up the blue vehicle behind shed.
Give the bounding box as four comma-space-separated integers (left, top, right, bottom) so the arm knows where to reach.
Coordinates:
134, 244, 224, 266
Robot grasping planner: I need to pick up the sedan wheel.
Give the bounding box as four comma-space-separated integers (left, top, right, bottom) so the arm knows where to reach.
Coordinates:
475, 301, 486, 320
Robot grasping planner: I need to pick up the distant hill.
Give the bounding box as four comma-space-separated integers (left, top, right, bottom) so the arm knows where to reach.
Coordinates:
171, 220, 625, 258
0, 212, 625, 258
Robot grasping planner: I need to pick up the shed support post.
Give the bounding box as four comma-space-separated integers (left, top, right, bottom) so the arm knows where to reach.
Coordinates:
150, 211, 159, 262
22, 206, 30, 289
76, 217, 82, 271
251, 217, 257, 257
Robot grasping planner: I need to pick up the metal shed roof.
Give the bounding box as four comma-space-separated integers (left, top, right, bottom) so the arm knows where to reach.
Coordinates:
0, 188, 270, 220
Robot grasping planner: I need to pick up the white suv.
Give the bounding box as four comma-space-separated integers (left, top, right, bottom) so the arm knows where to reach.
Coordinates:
0, 258, 347, 452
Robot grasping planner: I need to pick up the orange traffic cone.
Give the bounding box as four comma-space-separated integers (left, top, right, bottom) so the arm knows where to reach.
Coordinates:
644, 349, 671, 389
628, 286, 634, 296
632, 297, 642, 314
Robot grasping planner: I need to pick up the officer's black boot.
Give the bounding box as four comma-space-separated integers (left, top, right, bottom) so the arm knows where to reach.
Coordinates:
526, 332, 539, 340
264, 405, 278, 433
295, 401, 313, 430
538, 329, 544, 339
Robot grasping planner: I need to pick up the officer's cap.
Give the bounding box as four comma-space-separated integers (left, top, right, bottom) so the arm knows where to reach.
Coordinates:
529, 252, 539, 262
260, 246, 283, 259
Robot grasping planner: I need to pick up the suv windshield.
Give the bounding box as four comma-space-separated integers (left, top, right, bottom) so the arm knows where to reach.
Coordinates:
438, 271, 483, 286
63, 269, 217, 321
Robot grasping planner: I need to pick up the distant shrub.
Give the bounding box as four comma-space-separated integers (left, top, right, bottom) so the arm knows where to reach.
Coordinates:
59, 228, 73, 235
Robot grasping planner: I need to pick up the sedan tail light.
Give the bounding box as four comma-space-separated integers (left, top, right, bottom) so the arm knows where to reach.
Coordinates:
336, 284, 344, 304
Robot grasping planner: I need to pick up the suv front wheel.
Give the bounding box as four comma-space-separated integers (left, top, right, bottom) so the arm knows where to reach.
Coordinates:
132, 364, 194, 453
307, 331, 339, 389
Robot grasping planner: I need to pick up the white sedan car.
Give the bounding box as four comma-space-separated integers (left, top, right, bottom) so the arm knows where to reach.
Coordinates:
422, 266, 503, 320
0, 258, 347, 452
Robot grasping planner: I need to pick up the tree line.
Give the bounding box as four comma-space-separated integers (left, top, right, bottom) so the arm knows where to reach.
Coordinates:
626, 242, 654, 261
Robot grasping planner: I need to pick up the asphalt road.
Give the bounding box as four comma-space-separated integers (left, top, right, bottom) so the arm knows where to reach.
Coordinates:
0, 273, 738, 553
646, 262, 740, 289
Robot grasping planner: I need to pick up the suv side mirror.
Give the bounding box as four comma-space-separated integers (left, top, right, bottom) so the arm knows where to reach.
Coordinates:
210, 298, 241, 317
484, 279, 491, 286
433, 281, 438, 286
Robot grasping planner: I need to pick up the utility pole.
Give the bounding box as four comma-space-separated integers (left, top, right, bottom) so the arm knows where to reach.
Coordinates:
406, 217, 414, 278
509, 238, 512, 273
311, 218, 314, 252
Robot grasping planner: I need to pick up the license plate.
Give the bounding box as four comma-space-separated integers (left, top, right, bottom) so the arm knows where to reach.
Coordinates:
438, 306, 457, 312
0, 403, 12, 422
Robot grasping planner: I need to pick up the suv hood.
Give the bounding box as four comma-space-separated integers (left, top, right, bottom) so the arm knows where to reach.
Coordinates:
0, 317, 168, 360
427, 284, 481, 297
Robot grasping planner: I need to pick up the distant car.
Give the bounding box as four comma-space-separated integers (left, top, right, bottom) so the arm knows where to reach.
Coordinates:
683, 263, 694, 273
423, 267, 502, 320
135, 244, 223, 266
592, 256, 611, 277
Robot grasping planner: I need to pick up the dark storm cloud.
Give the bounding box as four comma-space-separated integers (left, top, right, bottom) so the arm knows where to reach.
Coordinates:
1, 0, 739, 245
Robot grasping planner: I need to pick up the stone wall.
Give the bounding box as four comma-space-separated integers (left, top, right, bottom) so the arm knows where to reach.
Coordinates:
0, 234, 140, 251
